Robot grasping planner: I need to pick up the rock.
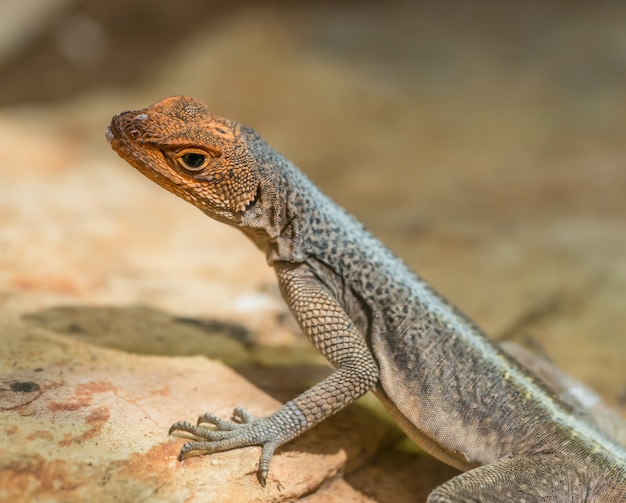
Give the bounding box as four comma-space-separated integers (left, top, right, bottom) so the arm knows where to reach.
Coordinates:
299, 478, 376, 503
346, 440, 460, 503
0, 315, 399, 502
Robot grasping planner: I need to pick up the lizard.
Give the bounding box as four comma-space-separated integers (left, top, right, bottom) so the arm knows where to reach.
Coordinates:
106, 95, 626, 502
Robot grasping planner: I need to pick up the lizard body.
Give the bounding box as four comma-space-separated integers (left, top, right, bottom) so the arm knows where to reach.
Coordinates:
107, 96, 626, 502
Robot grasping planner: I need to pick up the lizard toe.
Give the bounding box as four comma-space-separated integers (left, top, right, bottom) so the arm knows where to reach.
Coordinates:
197, 412, 241, 430
232, 406, 256, 424
168, 420, 195, 435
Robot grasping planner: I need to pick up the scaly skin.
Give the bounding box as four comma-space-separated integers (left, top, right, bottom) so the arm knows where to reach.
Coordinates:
107, 96, 626, 501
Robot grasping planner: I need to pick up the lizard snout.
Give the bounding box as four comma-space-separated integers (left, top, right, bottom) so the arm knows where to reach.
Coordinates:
105, 126, 115, 144
107, 111, 148, 146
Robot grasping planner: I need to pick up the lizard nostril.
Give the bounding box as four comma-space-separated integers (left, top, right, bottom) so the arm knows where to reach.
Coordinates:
128, 128, 141, 139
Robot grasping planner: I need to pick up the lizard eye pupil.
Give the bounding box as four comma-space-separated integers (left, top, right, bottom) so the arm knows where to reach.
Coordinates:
180, 152, 207, 170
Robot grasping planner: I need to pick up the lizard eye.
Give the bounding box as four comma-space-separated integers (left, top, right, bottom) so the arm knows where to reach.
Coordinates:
176, 149, 210, 172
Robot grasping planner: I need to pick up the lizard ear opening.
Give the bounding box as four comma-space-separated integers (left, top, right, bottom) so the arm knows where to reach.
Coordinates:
232, 182, 260, 212
195, 162, 260, 214
216, 170, 260, 213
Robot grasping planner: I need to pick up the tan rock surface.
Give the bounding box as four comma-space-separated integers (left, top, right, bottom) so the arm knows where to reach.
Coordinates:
299, 478, 376, 503
0, 315, 400, 502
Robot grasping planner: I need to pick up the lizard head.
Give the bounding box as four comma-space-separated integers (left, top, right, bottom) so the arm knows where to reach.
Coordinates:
106, 96, 266, 227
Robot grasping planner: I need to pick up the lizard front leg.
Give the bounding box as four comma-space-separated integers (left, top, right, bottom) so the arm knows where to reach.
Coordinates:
170, 262, 379, 485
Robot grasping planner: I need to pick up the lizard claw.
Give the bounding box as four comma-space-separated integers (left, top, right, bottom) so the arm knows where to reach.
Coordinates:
169, 407, 282, 486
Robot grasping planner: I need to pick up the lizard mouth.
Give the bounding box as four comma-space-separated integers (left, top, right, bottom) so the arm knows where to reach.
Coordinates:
106, 114, 193, 200
105, 115, 127, 151
105, 126, 115, 144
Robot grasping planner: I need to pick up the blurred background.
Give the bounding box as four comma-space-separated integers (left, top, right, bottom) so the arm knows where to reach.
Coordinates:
1, 0, 624, 409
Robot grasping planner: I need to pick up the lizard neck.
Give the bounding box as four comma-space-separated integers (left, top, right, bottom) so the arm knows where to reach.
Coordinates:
267, 164, 353, 267
235, 126, 372, 269
245, 161, 321, 266
229, 126, 339, 266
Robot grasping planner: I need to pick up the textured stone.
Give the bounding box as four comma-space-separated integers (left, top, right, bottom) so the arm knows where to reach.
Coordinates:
0, 316, 349, 502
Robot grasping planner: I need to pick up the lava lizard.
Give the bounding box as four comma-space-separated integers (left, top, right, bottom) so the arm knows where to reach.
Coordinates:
106, 96, 626, 502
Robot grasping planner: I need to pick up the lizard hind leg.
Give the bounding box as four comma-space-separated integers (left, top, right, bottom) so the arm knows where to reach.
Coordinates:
426, 455, 587, 503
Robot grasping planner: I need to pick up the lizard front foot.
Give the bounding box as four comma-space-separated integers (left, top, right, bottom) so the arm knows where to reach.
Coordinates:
169, 407, 285, 486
